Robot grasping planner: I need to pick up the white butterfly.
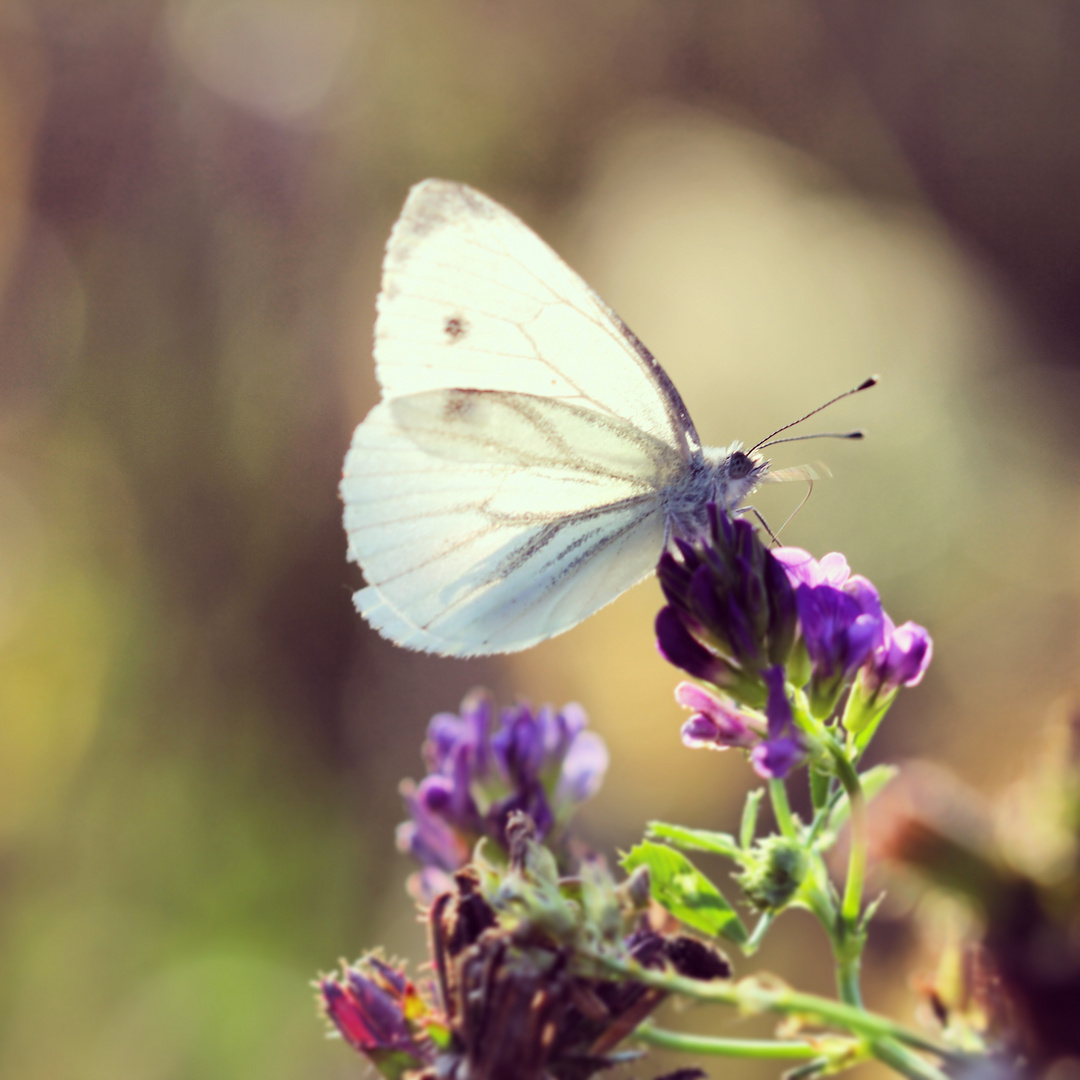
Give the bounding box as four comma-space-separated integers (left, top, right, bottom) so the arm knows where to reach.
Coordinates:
341, 179, 772, 657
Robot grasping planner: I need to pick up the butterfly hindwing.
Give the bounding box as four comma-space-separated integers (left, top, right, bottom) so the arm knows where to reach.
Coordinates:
342, 394, 670, 655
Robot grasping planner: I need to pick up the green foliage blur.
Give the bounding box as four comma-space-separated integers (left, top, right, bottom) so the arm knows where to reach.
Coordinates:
3, 2, 1080, 1078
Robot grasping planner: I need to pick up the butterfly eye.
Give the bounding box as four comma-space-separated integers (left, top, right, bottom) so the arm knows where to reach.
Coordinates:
728, 452, 755, 480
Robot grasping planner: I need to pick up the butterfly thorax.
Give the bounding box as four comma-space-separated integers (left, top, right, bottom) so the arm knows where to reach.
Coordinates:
663, 443, 770, 540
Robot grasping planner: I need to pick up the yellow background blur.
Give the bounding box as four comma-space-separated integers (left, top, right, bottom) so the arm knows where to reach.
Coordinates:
2, 3, 1079, 1078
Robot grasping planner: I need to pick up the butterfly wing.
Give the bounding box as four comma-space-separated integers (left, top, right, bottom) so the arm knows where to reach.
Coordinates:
343, 179, 703, 655
342, 392, 674, 655
372, 179, 701, 454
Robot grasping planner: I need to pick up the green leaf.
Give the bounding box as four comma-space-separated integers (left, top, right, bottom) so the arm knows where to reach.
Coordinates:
826, 765, 898, 836
809, 765, 831, 812
425, 1021, 454, 1051
859, 890, 887, 935
622, 841, 748, 944
740, 789, 764, 850
646, 822, 741, 859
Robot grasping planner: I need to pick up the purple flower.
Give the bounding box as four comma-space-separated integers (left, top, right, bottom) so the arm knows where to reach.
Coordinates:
751, 738, 804, 781
663, 531, 930, 774
676, 681, 759, 750
863, 615, 933, 697
770, 548, 934, 741
656, 607, 731, 686
750, 666, 805, 780
397, 689, 608, 897
424, 693, 493, 776
842, 614, 934, 741
555, 725, 609, 807
674, 669, 803, 779
772, 548, 855, 589
396, 783, 472, 876
796, 582, 882, 680
319, 956, 429, 1071
656, 506, 797, 707
773, 546, 885, 716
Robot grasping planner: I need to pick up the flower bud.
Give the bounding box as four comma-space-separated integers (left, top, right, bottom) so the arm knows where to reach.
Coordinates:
656, 506, 797, 707
318, 956, 429, 1077
844, 616, 933, 743
737, 835, 809, 912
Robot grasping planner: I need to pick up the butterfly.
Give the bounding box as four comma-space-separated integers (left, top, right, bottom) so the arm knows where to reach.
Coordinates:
342, 179, 810, 657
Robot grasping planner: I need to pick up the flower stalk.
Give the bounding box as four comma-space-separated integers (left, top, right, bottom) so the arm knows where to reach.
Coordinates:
769, 777, 797, 840
597, 956, 964, 1068
633, 1021, 832, 1060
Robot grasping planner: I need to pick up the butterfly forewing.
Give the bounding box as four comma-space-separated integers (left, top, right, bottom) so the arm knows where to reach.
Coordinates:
373, 180, 699, 456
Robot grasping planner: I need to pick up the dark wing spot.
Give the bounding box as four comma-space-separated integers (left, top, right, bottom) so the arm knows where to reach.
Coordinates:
442, 389, 475, 419
444, 314, 469, 343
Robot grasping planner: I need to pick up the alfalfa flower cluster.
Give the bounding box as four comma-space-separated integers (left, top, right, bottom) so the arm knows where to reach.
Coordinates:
315, 507, 1062, 1080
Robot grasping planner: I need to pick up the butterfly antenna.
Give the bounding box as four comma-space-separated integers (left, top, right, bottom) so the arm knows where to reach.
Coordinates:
762, 430, 864, 447
749, 375, 878, 454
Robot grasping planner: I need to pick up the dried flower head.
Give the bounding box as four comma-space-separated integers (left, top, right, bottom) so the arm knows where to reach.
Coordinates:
324, 814, 730, 1080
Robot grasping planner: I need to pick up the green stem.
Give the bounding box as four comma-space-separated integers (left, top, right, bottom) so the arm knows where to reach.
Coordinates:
836, 956, 863, 1009
829, 746, 867, 927
769, 778, 798, 839
634, 1021, 826, 1059
744, 911, 774, 954
824, 740, 868, 1006
596, 957, 963, 1063
805, 782, 844, 846
799, 853, 839, 934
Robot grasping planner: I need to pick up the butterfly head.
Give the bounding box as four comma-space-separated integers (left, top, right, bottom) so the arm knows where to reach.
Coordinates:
708, 443, 770, 512
665, 444, 769, 541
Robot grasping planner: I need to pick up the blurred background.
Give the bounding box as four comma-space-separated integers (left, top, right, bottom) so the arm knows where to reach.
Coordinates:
2, 2, 1080, 1077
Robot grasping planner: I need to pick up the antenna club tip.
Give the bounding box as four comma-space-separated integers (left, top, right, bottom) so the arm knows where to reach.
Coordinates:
857, 376, 880, 391
846, 430, 866, 440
